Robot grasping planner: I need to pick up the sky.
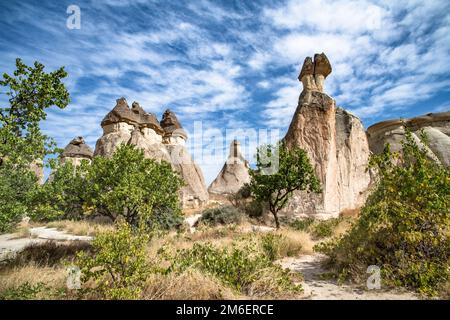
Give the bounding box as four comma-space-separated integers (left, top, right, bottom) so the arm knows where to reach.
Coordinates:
0, 0, 449, 184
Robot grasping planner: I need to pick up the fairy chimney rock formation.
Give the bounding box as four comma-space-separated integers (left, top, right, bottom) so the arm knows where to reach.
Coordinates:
61, 136, 94, 166
283, 53, 371, 219
367, 111, 450, 166
208, 140, 251, 195
160, 109, 209, 208
94, 101, 208, 208
94, 98, 170, 162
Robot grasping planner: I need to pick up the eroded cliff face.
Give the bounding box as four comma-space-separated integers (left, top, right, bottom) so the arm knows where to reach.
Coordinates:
208, 140, 250, 195
367, 111, 450, 166
283, 53, 371, 219
93, 99, 208, 208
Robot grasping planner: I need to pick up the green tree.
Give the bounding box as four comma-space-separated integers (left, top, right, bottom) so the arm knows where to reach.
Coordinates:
249, 142, 321, 228
0, 59, 69, 232
316, 129, 450, 297
0, 163, 37, 232
83, 144, 184, 228
30, 159, 88, 222
0, 58, 69, 166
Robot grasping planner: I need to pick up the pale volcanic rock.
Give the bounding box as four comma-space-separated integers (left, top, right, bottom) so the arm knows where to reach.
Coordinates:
367, 111, 450, 166
94, 98, 135, 157
161, 109, 209, 208
208, 140, 251, 195
94, 100, 208, 208
283, 53, 371, 219
61, 136, 94, 166
94, 98, 169, 163
128, 128, 171, 163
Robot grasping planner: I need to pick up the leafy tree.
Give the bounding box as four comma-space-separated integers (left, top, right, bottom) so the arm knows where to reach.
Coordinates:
249, 142, 321, 228
0, 163, 37, 232
83, 144, 184, 228
0, 58, 69, 166
316, 129, 450, 297
0, 58, 69, 232
30, 160, 88, 222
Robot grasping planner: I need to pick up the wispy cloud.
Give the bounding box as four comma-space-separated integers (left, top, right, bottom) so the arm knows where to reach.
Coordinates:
0, 0, 449, 184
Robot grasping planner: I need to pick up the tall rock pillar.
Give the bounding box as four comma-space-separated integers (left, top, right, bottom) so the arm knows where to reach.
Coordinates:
283, 53, 371, 219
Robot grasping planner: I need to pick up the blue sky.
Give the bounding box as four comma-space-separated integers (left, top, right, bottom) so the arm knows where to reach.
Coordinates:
1, 0, 449, 184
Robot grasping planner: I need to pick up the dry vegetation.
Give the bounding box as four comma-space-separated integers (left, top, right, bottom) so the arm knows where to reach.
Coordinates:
46, 220, 115, 236
0, 211, 351, 300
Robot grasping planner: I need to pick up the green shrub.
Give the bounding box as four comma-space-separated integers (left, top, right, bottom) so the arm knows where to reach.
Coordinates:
0, 164, 37, 233
260, 233, 284, 261
311, 218, 341, 239
148, 205, 184, 230
289, 218, 315, 231
168, 241, 301, 295
198, 205, 245, 226
316, 129, 450, 297
0, 282, 46, 300
75, 221, 150, 299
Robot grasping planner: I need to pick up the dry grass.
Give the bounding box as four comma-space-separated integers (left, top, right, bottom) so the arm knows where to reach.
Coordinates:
142, 269, 238, 300
0, 264, 66, 293
276, 229, 315, 256
2, 241, 92, 269
246, 267, 303, 299
46, 220, 115, 236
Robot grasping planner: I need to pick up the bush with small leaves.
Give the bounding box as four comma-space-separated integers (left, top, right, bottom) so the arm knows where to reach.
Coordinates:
198, 205, 245, 227
75, 221, 150, 299
316, 129, 450, 297
167, 241, 301, 296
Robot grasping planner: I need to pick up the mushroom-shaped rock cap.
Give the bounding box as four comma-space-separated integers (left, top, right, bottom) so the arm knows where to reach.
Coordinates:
61, 136, 94, 159
160, 109, 187, 139
131, 102, 164, 134
313, 53, 332, 78
101, 97, 135, 127
101, 98, 164, 134
298, 56, 314, 81
298, 53, 332, 81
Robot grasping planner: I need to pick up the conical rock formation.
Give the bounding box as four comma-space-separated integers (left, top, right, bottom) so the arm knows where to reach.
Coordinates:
208, 140, 250, 195
283, 53, 371, 219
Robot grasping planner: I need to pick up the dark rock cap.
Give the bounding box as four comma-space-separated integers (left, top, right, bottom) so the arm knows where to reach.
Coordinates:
298, 52, 332, 81
298, 56, 314, 81
101, 98, 164, 134
313, 53, 332, 78
160, 109, 187, 139
61, 136, 94, 159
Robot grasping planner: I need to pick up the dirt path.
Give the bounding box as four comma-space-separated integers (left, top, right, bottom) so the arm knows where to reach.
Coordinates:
280, 254, 418, 300
0, 227, 92, 262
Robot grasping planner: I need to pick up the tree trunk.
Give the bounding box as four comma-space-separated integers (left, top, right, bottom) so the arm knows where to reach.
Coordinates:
271, 210, 280, 229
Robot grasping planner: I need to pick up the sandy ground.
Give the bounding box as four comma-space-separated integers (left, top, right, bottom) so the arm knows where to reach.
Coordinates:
280, 254, 418, 300
0, 227, 92, 262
